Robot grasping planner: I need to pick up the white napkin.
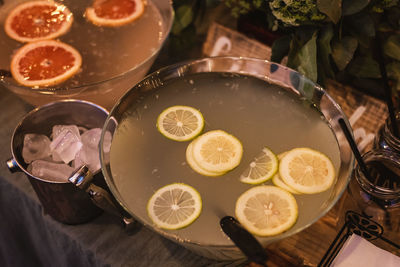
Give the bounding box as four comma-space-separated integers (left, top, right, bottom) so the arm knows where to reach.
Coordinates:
331, 233, 400, 267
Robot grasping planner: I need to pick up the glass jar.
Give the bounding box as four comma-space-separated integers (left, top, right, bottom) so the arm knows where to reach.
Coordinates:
348, 149, 400, 233
374, 115, 400, 154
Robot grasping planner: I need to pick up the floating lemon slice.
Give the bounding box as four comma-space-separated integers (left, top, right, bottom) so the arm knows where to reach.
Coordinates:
191, 130, 243, 173
272, 152, 301, 194
277, 151, 288, 161
10, 40, 82, 87
86, 0, 145, 27
272, 174, 301, 194
147, 183, 202, 230
279, 148, 335, 194
157, 105, 204, 142
235, 185, 298, 236
5, 1, 73, 43
240, 147, 278, 184
186, 141, 225, 177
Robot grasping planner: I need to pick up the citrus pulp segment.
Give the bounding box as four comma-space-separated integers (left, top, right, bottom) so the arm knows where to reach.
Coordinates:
279, 148, 336, 194
156, 105, 204, 142
235, 185, 298, 236
186, 141, 225, 177
86, 0, 145, 27
240, 147, 278, 184
4, 1, 73, 43
147, 183, 202, 230
191, 130, 243, 173
10, 40, 82, 87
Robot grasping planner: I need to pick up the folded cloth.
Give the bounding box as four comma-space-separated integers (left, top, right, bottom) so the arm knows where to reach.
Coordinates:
331, 233, 400, 267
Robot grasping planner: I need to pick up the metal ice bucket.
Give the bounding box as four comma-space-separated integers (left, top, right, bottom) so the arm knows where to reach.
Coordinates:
6, 100, 108, 224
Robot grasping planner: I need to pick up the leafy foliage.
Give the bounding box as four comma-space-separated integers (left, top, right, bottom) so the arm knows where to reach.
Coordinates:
224, 0, 264, 18
269, 0, 326, 26
331, 37, 358, 71
171, 0, 400, 96
317, 0, 342, 24
225, 0, 400, 97
168, 0, 222, 60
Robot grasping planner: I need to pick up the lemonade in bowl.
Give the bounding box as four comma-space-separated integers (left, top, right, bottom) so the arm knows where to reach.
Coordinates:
98, 57, 354, 260
0, 0, 174, 109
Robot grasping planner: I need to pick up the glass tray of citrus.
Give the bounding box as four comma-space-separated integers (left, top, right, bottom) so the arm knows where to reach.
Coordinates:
0, 0, 173, 109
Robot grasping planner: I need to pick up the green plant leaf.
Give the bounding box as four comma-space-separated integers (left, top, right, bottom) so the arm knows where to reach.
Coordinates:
384, 34, 400, 61
172, 5, 194, 35
288, 33, 318, 82
347, 12, 375, 39
348, 56, 381, 78
271, 35, 291, 63
318, 25, 335, 78
387, 62, 400, 80
342, 0, 370, 16
332, 36, 358, 70
317, 0, 342, 24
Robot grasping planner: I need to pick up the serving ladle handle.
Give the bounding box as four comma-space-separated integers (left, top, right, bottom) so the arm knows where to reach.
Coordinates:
220, 216, 268, 266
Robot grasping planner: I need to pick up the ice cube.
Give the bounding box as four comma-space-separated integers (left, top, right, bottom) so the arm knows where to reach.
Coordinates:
81, 128, 102, 149
52, 151, 63, 162
78, 126, 88, 135
73, 146, 100, 173
52, 125, 80, 140
22, 134, 52, 163
50, 128, 82, 164
28, 160, 75, 182
81, 128, 112, 153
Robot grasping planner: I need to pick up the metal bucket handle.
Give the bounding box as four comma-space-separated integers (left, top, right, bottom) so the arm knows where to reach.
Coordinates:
68, 165, 136, 229
7, 158, 135, 228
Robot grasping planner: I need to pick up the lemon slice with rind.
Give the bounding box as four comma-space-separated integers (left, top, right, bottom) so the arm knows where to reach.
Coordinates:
192, 130, 243, 173
147, 183, 202, 230
240, 147, 278, 184
279, 148, 335, 194
157, 105, 204, 142
235, 185, 298, 236
272, 152, 301, 194
272, 174, 301, 194
186, 141, 225, 177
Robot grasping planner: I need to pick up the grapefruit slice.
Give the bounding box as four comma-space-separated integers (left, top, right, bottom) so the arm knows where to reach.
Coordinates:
4, 1, 73, 43
86, 0, 145, 27
10, 40, 82, 87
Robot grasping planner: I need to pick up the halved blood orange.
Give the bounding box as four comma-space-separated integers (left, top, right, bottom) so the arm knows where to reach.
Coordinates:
10, 40, 82, 87
86, 0, 145, 27
4, 1, 73, 43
